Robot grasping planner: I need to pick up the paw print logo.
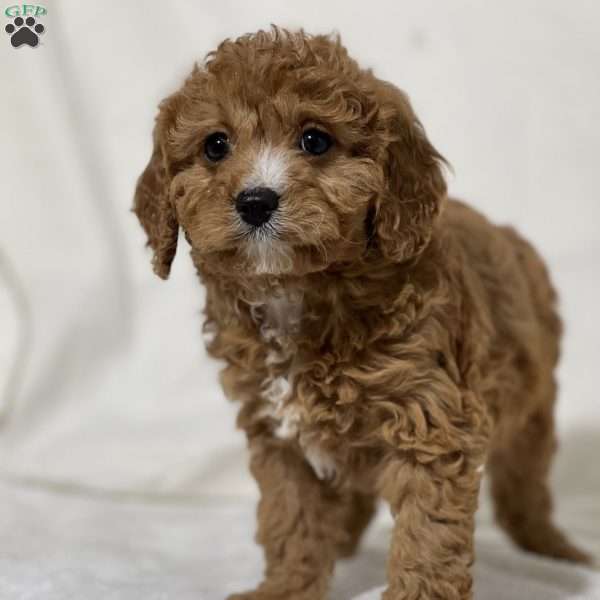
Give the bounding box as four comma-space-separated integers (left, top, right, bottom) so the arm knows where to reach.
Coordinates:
5, 16, 45, 48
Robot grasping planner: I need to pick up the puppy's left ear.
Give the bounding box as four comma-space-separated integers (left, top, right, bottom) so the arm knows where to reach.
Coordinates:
373, 81, 447, 263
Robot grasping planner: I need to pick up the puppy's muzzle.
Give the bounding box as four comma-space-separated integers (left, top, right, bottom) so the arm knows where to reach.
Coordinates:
236, 187, 279, 227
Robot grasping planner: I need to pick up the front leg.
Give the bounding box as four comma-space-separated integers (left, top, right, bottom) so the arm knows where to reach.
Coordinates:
229, 437, 345, 600
379, 449, 484, 600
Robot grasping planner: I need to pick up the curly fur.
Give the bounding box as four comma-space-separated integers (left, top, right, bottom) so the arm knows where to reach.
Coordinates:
134, 28, 591, 600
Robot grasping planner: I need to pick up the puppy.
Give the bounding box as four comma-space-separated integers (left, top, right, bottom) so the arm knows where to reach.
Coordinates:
134, 28, 591, 600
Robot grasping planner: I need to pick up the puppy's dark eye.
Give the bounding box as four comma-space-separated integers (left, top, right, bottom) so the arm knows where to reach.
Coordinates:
300, 128, 333, 156
204, 132, 230, 162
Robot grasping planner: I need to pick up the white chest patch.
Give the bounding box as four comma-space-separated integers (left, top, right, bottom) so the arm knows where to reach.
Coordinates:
259, 294, 302, 341
254, 293, 302, 438
261, 374, 300, 439
303, 444, 337, 481
255, 292, 336, 480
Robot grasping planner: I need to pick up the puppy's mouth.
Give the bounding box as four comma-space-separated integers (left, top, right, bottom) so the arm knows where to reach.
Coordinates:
193, 188, 340, 277
197, 235, 334, 279
237, 217, 294, 276
238, 218, 281, 244
233, 186, 294, 275
244, 239, 294, 275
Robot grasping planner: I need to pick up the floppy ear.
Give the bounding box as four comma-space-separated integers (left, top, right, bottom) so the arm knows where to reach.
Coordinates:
373, 81, 447, 263
133, 106, 179, 280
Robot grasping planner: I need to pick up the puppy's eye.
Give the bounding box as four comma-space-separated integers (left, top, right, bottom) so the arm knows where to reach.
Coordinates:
204, 132, 230, 162
300, 128, 333, 156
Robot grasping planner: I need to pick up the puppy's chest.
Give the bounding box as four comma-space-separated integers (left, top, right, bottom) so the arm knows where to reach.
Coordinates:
252, 293, 337, 481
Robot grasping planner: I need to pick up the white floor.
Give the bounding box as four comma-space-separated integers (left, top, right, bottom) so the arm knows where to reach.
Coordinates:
2, 435, 599, 600
1, 1, 599, 598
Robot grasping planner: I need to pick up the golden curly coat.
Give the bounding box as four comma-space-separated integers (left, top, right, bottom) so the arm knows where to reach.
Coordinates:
134, 28, 591, 600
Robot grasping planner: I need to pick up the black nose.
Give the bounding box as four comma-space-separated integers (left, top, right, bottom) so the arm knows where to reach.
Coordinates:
235, 187, 280, 227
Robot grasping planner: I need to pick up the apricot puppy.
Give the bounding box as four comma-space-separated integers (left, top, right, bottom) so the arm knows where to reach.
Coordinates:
134, 28, 590, 600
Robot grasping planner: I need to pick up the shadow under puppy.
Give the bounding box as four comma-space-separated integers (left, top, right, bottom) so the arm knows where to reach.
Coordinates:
134, 28, 591, 600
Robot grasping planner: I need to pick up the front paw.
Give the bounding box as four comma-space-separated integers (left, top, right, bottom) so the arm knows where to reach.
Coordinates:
228, 583, 324, 600
227, 591, 284, 600
227, 593, 263, 600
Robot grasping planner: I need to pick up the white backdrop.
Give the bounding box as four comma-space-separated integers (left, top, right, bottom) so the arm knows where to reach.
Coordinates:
1, 1, 599, 599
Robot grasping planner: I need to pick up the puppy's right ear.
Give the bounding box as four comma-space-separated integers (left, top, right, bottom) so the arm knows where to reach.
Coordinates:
133, 102, 179, 280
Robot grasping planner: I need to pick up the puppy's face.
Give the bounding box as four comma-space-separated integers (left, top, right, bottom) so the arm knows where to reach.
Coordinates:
168, 69, 383, 277
135, 30, 446, 280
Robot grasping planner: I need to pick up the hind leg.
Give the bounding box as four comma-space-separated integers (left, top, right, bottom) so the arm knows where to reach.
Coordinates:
487, 395, 591, 564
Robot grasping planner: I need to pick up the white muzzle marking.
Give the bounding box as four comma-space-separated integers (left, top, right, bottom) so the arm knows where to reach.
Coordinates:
243, 145, 289, 195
